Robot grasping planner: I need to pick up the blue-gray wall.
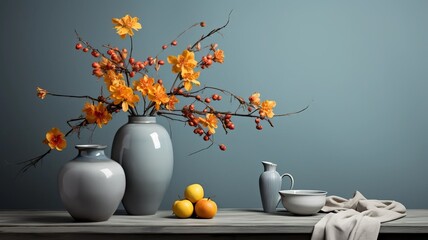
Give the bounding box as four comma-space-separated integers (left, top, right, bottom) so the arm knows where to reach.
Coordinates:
1, 0, 428, 210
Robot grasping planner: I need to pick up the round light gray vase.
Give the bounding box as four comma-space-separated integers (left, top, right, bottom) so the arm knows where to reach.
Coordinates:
58, 144, 126, 222
111, 116, 173, 215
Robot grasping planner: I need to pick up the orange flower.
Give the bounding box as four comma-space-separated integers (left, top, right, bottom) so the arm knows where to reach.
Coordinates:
199, 113, 218, 134
213, 49, 224, 63
259, 100, 276, 118
148, 83, 169, 110
36, 87, 48, 99
43, 128, 67, 151
181, 71, 201, 91
133, 75, 155, 96
249, 92, 261, 106
104, 70, 125, 89
82, 102, 112, 128
166, 94, 179, 111
109, 84, 140, 112
112, 14, 142, 39
167, 50, 197, 74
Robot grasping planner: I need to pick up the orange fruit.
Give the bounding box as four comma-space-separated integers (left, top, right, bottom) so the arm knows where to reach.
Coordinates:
195, 198, 218, 219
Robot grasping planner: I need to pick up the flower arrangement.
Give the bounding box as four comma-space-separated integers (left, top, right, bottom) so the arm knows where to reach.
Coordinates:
22, 13, 306, 172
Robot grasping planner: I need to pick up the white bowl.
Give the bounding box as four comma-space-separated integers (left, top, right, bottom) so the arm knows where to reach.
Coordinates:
279, 190, 327, 215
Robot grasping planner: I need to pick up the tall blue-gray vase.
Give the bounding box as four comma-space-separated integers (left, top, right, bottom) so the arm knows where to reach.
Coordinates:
111, 116, 174, 215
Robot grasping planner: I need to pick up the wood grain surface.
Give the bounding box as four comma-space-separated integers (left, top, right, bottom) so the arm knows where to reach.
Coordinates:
1, 209, 428, 240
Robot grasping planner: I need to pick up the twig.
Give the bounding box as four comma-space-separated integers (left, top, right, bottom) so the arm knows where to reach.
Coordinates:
188, 142, 214, 156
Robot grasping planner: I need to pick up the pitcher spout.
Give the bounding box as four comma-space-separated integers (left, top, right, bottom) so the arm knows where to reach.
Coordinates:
262, 161, 277, 171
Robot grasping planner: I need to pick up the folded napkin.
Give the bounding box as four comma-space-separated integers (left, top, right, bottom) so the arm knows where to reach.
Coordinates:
311, 191, 406, 240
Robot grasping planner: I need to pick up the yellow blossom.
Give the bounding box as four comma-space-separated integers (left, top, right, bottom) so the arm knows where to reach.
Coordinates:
181, 71, 201, 91
112, 15, 142, 39
36, 87, 48, 99
109, 84, 140, 112
213, 49, 224, 63
82, 102, 112, 128
99, 57, 110, 69
166, 95, 179, 111
104, 70, 125, 89
148, 83, 169, 110
167, 50, 197, 74
199, 113, 218, 134
259, 100, 276, 119
43, 128, 67, 151
249, 92, 261, 106
133, 75, 155, 96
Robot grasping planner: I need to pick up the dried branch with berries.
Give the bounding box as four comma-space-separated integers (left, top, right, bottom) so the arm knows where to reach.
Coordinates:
21, 13, 307, 172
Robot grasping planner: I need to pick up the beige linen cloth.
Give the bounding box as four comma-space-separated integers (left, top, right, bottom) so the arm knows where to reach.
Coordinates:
311, 191, 406, 240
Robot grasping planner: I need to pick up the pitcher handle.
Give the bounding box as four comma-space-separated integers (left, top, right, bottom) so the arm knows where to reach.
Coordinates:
280, 173, 294, 190
275, 173, 295, 208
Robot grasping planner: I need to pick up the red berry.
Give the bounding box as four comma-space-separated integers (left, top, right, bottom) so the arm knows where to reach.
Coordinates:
248, 106, 253, 112
195, 95, 202, 101
91, 62, 100, 68
171, 40, 178, 46
91, 50, 100, 57
158, 79, 163, 84
158, 60, 165, 65
129, 57, 135, 64
111, 54, 119, 62
219, 144, 227, 151
107, 49, 114, 55
75, 43, 83, 50
192, 118, 199, 125
92, 69, 103, 77
129, 71, 135, 78
227, 123, 235, 130
217, 95, 222, 101
205, 98, 211, 103
200, 21, 206, 27
203, 135, 210, 141
147, 56, 153, 62
255, 118, 261, 124
189, 104, 195, 111
83, 48, 89, 52
162, 45, 168, 50
256, 125, 263, 130
225, 114, 232, 119
212, 94, 219, 100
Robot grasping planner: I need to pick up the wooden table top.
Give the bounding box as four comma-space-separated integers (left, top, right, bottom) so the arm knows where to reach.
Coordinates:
1, 209, 428, 234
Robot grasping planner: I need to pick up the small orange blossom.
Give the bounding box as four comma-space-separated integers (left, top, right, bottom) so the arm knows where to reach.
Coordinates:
43, 128, 67, 151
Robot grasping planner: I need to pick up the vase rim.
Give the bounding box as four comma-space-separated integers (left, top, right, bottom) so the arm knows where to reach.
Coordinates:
75, 144, 107, 150
128, 115, 156, 123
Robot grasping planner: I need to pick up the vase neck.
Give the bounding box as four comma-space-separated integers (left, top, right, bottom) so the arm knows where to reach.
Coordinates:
75, 144, 106, 158
128, 116, 156, 124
